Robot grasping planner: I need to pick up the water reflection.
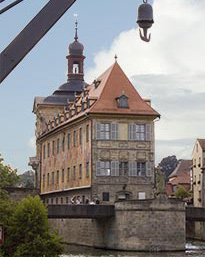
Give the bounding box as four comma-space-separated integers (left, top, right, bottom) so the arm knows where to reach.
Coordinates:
61, 241, 205, 257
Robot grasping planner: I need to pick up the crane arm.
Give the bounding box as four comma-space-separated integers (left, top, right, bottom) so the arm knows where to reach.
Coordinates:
0, 0, 76, 83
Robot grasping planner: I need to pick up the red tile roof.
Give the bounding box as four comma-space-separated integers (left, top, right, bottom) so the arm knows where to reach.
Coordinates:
168, 159, 191, 186
88, 62, 160, 117
169, 159, 192, 179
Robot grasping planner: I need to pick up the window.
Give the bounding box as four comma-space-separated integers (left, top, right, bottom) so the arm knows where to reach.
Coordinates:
116, 94, 129, 109
43, 175, 45, 188
128, 162, 150, 176
73, 131, 76, 147
97, 123, 110, 140
73, 63, 79, 74
47, 173, 50, 187
86, 125, 89, 142
79, 127, 82, 145
56, 198, 58, 204
56, 170, 59, 184
102, 192, 110, 201
47, 143, 50, 157
62, 169, 64, 183
86, 162, 89, 178
46, 198, 49, 204
52, 140, 55, 155
73, 166, 76, 180
119, 162, 128, 176
51, 198, 53, 204
129, 124, 151, 141
67, 133, 70, 149
172, 185, 177, 192
96, 161, 111, 176
96, 123, 118, 140
79, 164, 82, 179
62, 137, 65, 151
43, 144, 46, 159
66, 197, 69, 204
67, 167, 70, 182
61, 197, 63, 204
52, 172, 54, 185
96, 161, 120, 176
57, 138, 60, 153
138, 192, 146, 200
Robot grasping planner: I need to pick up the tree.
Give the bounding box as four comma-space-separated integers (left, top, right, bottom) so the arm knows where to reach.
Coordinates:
2, 196, 62, 257
174, 185, 190, 199
0, 154, 19, 188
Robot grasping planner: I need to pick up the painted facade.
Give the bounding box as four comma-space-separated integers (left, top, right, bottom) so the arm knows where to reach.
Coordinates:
30, 24, 160, 204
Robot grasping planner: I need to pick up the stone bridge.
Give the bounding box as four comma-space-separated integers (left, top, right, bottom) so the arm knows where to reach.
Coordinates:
186, 206, 205, 221
47, 204, 115, 219
48, 204, 205, 221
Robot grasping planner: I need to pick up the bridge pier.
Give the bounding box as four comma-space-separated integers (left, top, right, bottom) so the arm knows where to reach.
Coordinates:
49, 195, 185, 251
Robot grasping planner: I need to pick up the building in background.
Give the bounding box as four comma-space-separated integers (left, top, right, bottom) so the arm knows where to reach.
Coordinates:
192, 139, 205, 207
29, 23, 160, 204
191, 138, 205, 239
166, 159, 191, 197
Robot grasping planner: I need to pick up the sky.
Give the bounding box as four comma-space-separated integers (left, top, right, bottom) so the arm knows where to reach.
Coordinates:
0, 0, 205, 174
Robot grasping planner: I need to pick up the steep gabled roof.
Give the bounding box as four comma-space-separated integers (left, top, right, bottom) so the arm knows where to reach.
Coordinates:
88, 62, 160, 117
169, 159, 192, 179
197, 139, 205, 151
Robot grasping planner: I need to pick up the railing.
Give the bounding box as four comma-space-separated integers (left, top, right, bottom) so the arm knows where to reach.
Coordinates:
47, 204, 115, 219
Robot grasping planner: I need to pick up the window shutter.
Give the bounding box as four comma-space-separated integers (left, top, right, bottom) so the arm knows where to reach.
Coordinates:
111, 161, 119, 176
96, 123, 101, 140
146, 124, 151, 141
146, 162, 152, 176
129, 162, 135, 176
129, 124, 136, 140
128, 124, 132, 140
111, 123, 118, 140
96, 161, 101, 176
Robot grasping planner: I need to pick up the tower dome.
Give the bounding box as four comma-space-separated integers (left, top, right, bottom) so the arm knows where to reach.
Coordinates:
68, 19, 84, 55
42, 18, 86, 106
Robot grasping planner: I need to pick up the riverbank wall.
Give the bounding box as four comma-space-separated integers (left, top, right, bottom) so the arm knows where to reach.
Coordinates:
49, 195, 185, 251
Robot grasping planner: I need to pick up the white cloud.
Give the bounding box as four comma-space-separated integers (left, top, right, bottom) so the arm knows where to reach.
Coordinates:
85, 0, 205, 163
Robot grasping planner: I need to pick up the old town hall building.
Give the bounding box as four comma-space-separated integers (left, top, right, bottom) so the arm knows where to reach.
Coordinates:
29, 23, 160, 204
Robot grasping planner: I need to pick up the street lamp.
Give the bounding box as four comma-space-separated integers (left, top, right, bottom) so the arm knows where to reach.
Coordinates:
137, 0, 154, 42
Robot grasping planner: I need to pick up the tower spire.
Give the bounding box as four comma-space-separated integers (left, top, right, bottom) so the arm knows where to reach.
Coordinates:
74, 14, 78, 41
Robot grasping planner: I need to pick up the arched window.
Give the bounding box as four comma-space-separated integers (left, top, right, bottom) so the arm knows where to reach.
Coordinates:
73, 63, 79, 74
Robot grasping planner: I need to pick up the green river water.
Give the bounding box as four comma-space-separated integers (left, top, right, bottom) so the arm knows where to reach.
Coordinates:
61, 241, 205, 257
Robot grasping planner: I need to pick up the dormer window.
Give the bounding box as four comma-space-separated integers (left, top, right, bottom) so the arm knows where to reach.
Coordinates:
116, 94, 129, 109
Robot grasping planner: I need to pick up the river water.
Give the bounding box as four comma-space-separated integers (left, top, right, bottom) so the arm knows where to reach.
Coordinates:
61, 241, 205, 257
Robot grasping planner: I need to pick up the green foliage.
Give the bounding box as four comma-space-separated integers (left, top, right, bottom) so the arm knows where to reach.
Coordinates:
1, 196, 62, 257
0, 154, 19, 188
174, 185, 190, 199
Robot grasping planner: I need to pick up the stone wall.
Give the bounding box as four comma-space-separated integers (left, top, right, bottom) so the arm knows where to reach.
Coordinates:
2, 187, 39, 202
49, 195, 185, 251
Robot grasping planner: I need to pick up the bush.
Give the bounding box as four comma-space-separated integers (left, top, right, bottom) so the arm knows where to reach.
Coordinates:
174, 185, 190, 199
1, 196, 62, 257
